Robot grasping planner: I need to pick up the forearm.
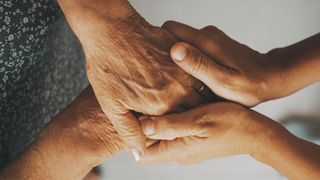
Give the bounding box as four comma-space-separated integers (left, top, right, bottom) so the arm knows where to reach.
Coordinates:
266, 33, 320, 95
57, 0, 135, 19
0, 87, 123, 179
0, 137, 94, 179
57, 0, 151, 41
57, 0, 163, 73
254, 122, 320, 179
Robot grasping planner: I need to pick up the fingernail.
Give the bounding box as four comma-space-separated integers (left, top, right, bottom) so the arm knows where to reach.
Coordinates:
143, 120, 155, 136
173, 44, 187, 61
131, 148, 142, 161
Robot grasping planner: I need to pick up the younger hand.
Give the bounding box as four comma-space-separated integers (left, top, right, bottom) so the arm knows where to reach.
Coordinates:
163, 21, 290, 106
139, 102, 285, 165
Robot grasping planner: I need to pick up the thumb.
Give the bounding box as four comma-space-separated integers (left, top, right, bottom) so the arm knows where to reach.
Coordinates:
140, 114, 202, 140
170, 42, 223, 90
105, 106, 146, 161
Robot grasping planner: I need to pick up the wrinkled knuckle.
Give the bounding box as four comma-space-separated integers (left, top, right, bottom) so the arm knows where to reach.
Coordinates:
114, 124, 140, 142
119, 135, 140, 148
118, 129, 139, 141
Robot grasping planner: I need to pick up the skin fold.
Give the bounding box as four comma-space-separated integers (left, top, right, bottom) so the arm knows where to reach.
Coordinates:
139, 21, 320, 180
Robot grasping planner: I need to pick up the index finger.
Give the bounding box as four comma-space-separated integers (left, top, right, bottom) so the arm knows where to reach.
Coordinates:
104, 105, 146, 161
163, 21, 205, 46
162, 21, 225, 61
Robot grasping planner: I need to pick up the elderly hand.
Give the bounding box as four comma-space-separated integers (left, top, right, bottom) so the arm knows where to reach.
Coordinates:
163, 21, 297, 107
0, 87, 126, 179
58, 1, 209, 156
139, 102, 285, 165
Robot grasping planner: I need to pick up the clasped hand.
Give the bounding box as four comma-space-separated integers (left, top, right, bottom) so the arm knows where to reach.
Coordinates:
85, 18, 311, 163
137, 21, 320, 171
75, 8, 319, 175
138, 21, 292, 164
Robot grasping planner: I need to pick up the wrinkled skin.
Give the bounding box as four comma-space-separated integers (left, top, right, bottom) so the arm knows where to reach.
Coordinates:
0, 87, 126, 179
80, 16, 208, 151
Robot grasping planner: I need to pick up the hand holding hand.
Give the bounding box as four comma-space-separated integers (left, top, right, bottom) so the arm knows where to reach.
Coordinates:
163, 21, 293, 106
139, 102, 285, 165
60, 3, 209, 156
139, 101, 320, 180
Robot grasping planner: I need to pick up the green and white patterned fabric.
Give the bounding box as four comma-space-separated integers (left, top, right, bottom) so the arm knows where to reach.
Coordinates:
0, 0, 88, 168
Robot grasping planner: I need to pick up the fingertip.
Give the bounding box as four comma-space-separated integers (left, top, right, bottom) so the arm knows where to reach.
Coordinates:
131, 141, 148, 162
171, 42, 189, 61
131, 148, 142, 162
141, 118, 155, 136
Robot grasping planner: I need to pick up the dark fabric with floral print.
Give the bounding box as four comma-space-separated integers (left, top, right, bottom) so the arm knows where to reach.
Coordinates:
0, 0, 88, 168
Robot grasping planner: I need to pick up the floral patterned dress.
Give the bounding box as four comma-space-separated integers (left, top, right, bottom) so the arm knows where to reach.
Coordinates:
0, 0, 88, 168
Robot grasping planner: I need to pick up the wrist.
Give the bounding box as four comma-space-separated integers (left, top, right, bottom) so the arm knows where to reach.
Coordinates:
258, 49, 292, 101
245, 112, 289, 162
35, 87, 125, 175
251, 125, 320, 179
58, 0, 151, 44
32, 132, 98, 178
250, 121, 294, 165
57, 87, 125, 162
58, 0, 136, 21
265, 41, 320, 100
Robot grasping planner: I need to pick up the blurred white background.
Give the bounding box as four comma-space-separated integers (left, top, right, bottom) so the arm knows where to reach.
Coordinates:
101, 0, 320, 179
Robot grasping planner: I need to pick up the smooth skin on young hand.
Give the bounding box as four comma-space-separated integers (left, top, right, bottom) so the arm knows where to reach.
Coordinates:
139, 103, 320, 180
163, 21, 320, 107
